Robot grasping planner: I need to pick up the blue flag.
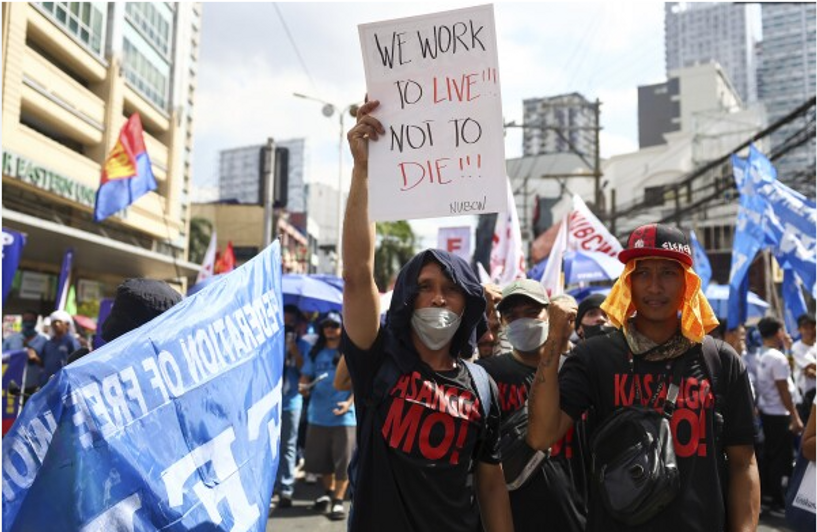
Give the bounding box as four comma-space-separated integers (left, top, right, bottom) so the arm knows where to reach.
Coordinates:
3, 242, 285, 532
727, 145, 817, 329
781, 268, 808, 341
727, 153, 764, 329
55, 248, 73, 311
2, 229, 26, 306
689, 229, 712, 291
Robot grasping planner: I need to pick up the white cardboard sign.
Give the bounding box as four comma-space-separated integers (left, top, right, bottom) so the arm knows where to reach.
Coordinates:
358, 4, 506, 221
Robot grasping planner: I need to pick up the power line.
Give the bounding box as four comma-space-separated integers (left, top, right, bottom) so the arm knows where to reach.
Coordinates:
610, 96, 816, 224
271, 3, 318, 93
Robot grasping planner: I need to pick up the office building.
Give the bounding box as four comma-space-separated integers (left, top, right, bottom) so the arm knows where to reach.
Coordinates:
522, 93, 597, 158
638, 63, 743, 150
665, 2, 758, 104
758, 3, 816, 196
2, 2, 202, 312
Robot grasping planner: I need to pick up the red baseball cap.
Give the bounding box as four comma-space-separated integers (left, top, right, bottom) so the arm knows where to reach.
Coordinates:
618, 223, 693, 266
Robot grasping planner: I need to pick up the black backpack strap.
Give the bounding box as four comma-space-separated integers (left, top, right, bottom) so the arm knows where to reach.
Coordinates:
660, 351, 692, 418
463, 360, 491, 420
700, 336, 724, 445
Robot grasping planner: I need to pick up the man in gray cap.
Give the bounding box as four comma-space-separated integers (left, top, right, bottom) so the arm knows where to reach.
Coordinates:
477, 280, 586, 532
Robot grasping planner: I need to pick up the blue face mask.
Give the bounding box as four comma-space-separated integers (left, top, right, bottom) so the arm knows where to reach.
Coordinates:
21, 321, 37, 336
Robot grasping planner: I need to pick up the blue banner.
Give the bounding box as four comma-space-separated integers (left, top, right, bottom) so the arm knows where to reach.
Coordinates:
2, 350, 27, 436
2, 242, 285, 532
727, 145, 817, 329
2, 229, 26, 306
689, 229, 712, 291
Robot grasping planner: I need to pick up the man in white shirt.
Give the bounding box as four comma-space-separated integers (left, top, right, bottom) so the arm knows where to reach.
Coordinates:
791, 313, 816, 420
755, 316, 802, 513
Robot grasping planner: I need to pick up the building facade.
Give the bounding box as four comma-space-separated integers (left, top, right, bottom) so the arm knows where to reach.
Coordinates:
607, 64, 765, 276
2, 2, 202, 314
521, 92, 597, 158
758, 3, 816, 197
192, 138, 318, 274
665, 2, 758, 104
217, 138, 307, 211
638, 63, 750, 156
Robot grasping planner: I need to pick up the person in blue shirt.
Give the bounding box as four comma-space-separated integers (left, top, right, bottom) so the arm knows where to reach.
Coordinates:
272, 305, 309, 511
39, 310, 81, 387
299, 312, 355, 521
3, 310, 48, 394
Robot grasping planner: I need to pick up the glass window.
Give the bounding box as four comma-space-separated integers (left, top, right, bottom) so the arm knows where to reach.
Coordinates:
125, 2, 173, 58
123, 38, 169, 110
36, 2, 106, 56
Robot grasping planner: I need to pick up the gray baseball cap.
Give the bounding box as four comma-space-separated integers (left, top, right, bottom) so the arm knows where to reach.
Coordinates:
497, 279, 550, 314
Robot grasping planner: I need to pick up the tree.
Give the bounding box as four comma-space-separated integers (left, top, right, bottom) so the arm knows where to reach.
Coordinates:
374, 221, 416, 292
188, 217, 213, 264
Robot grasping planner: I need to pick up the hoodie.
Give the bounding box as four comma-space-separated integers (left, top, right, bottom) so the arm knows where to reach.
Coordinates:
384, 249, 486, 372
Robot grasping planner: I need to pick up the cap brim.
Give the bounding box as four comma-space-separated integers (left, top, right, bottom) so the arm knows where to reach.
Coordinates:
497, 292, 550, 313
619, 248, 693, 266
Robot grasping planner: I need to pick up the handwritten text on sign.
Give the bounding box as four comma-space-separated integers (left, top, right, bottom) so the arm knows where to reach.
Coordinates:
359, 5, 506, 221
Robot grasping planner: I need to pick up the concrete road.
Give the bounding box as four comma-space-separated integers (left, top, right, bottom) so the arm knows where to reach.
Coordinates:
266, 479, 348, 532
266, 477, 794, 531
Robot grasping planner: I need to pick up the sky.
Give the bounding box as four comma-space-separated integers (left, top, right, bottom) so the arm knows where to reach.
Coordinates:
192, 1, 667, 248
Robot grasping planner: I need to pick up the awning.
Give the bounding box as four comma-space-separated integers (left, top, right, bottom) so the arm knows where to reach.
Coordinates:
3, 209, 200, 282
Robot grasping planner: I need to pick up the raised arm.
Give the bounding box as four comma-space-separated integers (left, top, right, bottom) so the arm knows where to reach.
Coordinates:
342, 99, 386, 350
526, 298, 577, 450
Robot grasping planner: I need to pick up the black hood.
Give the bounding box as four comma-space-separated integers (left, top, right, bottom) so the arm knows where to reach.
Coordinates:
385, 249, 486, 368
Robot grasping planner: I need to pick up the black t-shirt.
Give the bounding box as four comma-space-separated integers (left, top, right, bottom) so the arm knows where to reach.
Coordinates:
343, 329, 502, 532
478, 353, 587, 532
559, 332, 756, 532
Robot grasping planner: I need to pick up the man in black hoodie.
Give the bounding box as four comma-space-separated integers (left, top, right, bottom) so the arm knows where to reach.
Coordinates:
340, 99, 512, 532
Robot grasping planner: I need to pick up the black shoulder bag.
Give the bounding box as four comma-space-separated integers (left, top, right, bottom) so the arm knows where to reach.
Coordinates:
589, 351, 690, 526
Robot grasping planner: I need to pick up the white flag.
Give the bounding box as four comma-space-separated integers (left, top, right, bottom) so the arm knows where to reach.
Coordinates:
476, 262, 492, 285
566, 195, 622, 257
196, 231, 218, 284
539, 194, 622, 296
490, 179, 526, 285
540, 215, 568, 296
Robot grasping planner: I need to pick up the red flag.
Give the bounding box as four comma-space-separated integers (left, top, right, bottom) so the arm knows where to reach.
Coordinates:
215, 242, 236, 274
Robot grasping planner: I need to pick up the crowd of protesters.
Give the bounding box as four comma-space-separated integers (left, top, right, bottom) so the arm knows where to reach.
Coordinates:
1, 101, 814, 531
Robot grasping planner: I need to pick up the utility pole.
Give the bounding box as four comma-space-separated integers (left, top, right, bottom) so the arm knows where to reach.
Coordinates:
262, 137, 277, 247
594, 99, 603, 213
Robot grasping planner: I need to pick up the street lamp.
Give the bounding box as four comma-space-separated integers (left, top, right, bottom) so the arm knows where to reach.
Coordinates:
293, 92, 359, 276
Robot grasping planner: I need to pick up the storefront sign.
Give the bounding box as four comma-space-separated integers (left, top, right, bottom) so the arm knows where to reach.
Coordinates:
18, 271, 53, 301
3, 152, 96, 208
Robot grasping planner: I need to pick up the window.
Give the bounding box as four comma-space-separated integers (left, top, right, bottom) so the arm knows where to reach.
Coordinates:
644, 186, 666, 206
122, 39, 169, 110
36, 2, 106, 56
125, 2, 173, 58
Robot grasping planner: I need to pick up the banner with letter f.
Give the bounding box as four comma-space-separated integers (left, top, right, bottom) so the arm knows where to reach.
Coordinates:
3, 242, 285, 532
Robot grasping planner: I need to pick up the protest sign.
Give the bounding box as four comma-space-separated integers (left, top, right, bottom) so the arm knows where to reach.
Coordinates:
2, 350, 27, 436
359, 4, 506, 221
2, 242, 285, 532
437, 226, 472, 261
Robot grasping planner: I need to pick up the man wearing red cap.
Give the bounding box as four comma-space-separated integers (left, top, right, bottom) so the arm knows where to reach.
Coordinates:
527, 223, 760, 531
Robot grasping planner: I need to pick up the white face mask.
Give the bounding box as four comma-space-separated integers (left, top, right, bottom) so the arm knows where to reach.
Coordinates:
506, 318, 550, 353
411, 307, 462, 350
